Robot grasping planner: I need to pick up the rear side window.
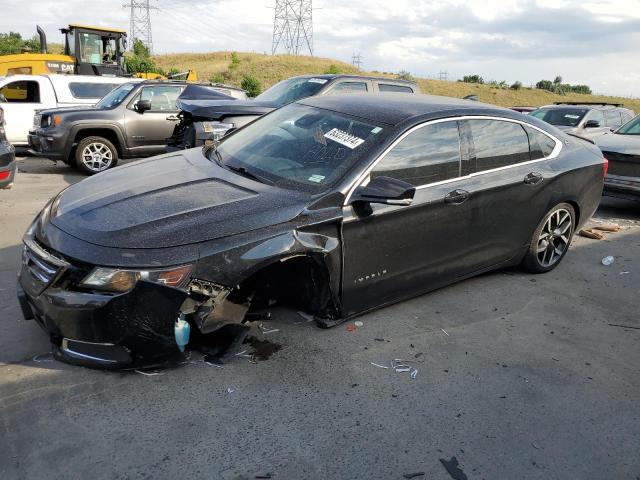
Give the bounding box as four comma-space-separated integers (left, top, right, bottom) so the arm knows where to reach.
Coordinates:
378, 84, 413, 93
468, 120, 530, 171
0, 80, 40, 103
328, 82, 368, 94
68, 82, 119, 99
372, 121, 461, 186
524, 126, 556, 160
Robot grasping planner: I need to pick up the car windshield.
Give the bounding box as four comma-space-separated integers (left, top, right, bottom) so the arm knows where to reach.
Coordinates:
95, 82, 137, 108
215, 103, 388, 193
616, 115, 640, 135
254, 77, 328, 107
530, 108, 588, 127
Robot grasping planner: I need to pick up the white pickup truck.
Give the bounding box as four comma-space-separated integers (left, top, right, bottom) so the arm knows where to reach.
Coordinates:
0, 74, 134, 146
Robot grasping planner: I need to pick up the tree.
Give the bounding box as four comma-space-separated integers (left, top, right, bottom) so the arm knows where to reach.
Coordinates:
0, 32, 25, 54
241, 74, 262, 97
553, 75, 563, 85
125, 39, 160, 74
229, 52, 241, 71
462, 74, 484, 84
397, 70, 415, 82
510, 81, 523, 90
324, 64, 341, 74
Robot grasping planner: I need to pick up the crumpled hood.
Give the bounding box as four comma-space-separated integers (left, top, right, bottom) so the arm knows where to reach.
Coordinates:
176, 98, 278, 120
595, 133, 640, 155
47, 149, 310, 249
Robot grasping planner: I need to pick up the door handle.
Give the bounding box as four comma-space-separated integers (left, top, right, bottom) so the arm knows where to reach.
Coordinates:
444, 189, 469, 204
524, 172, 544, 185
166, 115, 179, 121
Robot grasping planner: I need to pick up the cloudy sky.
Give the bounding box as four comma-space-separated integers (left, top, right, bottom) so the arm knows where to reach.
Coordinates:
3, 0, 639, 96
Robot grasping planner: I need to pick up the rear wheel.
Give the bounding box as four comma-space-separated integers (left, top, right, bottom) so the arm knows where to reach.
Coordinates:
521, 203, 575, 273
74, 136, 118, 175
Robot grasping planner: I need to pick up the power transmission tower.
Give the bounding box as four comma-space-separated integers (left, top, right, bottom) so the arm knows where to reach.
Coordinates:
123, 0, 157, 53
272, 0, 314, 56
438, 70, 448, 81
352, 52, 362, 70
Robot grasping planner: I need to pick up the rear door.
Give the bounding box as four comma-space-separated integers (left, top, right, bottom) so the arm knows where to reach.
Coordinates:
581, 109, 609, 138
323, 80, 371, 95
460, 118, 558, 271
124, 84, 184, 152
341, 120, 474, 315
0, 78, 53, 145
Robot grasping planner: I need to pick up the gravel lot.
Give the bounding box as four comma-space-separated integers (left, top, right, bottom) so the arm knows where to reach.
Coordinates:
1, 155, 639, 480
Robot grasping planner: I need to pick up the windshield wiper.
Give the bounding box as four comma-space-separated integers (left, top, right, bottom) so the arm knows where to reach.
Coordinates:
225, 164, 274, 185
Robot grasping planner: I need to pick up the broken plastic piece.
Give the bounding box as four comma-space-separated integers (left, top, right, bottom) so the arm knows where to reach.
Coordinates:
410, 368, 418, 379
441, 328, 450, 336
579, 229, 604, 240
594, 224, 620, 232
258, 323, 279, 335
227, 387, 235, 393
32, 353, 53, 363
134, 369, 164, 376
601, 256, 615, 266
346, 324, 357, 332
354, 320, 364, 327
174, 314, 190, 352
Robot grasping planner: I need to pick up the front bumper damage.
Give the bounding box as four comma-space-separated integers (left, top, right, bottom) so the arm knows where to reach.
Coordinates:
17, 237, 251, 369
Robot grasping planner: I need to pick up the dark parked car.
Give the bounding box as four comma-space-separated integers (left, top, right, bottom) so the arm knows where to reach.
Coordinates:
167, 74, 420, 150
0, 105, 16, 189
28, 81, 235, 174
17, 94, 605, 369
530, 102, 635, 139
595, 114, 640, 200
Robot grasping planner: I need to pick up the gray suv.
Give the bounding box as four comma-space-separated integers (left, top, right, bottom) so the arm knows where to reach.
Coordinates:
530, 102, 635, 139
28, 81, 236, 174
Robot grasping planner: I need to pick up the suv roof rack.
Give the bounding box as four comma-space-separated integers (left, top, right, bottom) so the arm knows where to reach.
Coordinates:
553, 101, 624, 107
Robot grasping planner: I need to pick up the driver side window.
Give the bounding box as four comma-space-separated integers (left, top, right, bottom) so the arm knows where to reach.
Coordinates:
133, 85, 183, 111
371, 121, 462, 186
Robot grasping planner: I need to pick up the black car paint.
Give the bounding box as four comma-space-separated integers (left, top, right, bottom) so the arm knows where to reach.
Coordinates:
17, 94, 604, 368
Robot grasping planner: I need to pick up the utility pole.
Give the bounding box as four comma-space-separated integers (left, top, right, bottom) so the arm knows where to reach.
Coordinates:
272, 0, 314, 56
352, 52, 362, 70
123, 0, 156, 53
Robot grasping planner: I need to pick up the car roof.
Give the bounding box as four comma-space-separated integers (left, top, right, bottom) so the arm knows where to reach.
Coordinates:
297, 93, 513, 125
538, 104, 628, 111
289, 74, 418, 86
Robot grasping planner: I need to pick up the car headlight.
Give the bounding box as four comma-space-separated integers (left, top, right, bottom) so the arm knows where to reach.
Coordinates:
80, 265, 193, 293
201, 121, 235, 140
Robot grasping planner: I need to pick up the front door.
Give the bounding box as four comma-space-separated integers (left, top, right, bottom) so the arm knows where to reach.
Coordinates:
124, 84, 183, 154
341, 120, 473, 316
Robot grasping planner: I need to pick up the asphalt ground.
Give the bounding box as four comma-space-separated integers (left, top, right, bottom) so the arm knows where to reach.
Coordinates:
1, 154, 639, 480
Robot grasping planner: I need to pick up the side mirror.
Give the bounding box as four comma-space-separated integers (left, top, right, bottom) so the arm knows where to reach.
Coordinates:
135, 99, 151, 113
585, 120, 601, 128
351, 176, 415, 206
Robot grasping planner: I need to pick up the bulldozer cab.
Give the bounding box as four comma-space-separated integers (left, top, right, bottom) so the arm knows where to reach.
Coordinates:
62, 25, 127, 76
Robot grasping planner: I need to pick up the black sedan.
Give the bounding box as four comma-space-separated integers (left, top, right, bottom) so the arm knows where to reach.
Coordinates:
595, 114, 640, 200
17, 94, 606, 369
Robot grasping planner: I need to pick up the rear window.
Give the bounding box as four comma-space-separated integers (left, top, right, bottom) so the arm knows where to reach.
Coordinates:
0, 80, 40, 103
530, 108, 587, 127
378, 84, 413, 93
525, 126, 556, 160
68, 82, 119, 99
468, 119, 530, 171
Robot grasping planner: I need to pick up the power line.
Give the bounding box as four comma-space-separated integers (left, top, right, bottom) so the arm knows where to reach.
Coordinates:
123, 0, 157, 53
352, 52, 362, 70
272, 0, 313, 56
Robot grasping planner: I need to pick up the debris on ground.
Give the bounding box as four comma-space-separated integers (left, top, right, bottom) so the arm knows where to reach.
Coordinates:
255, 474, 272, 479
608, 323, 640, 330
601, 256, 615, 266
32, 353, 53, 363
620, 271, 631, 275
579, 229, 604, 240
532, 441, 541, 449
258, 323, 280, 335
370, 362, 389, 369
295, 311, 315, 324
439, 456, 469, 480
594, 224, 620, 232
354, 320, 364, 327
346, 323, 357, 332
244, 336, 282, 361
226, 387, 235, 394
134, 369, 164, 376
403, 472, 425, 479
441, 328, 450, 336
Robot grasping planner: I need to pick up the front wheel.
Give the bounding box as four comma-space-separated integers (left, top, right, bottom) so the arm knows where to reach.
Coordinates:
74, 136, 118, 175
521, 203, 575, 273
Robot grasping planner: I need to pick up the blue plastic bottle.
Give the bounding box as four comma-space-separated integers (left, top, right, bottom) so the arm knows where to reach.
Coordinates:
174, 314, 190, 352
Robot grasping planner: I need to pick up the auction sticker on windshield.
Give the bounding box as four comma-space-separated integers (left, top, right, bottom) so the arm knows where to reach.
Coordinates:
324, 128, 365, 149
308, 78, 328, 84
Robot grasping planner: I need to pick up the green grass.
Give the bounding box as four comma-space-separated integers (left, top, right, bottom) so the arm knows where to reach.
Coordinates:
153, 51, 640, 112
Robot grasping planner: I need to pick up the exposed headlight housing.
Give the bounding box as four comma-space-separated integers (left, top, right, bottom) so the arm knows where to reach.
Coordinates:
80, 265, 193, 293
201, 121, 235, 140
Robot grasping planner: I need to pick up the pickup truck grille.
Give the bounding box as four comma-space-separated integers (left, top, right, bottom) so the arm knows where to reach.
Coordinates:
603, 151, 640, 178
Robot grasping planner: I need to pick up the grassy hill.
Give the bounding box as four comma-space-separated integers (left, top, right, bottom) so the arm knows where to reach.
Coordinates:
154, 51, 640, 112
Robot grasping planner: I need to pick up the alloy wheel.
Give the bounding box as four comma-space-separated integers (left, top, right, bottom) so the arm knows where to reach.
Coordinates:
81, 142, 113, 172
536, 208, 573, 268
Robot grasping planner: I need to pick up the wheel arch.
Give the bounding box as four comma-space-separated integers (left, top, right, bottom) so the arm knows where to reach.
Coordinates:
69, 125, 125, 159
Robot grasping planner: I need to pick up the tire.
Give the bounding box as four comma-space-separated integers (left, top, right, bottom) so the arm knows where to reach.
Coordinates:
521, 203, 576, 273
74, 136, 118, 175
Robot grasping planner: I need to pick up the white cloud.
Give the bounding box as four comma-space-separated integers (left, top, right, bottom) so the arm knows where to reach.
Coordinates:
1, 0, 638, 96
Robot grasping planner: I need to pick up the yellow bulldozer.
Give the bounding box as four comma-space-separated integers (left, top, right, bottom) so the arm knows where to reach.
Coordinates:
0, 25, 128, 77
